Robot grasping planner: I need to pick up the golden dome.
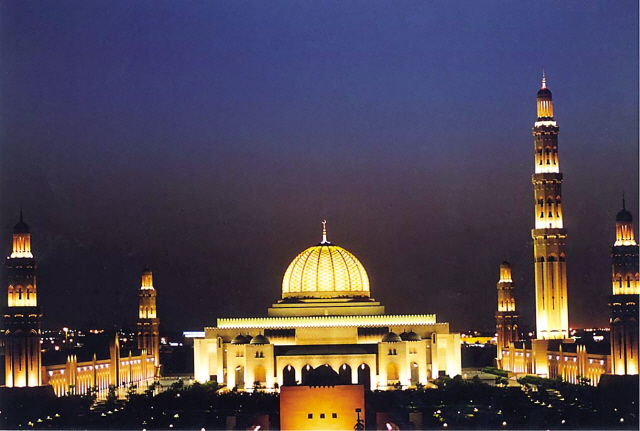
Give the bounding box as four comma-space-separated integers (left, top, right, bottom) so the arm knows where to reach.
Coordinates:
282, 222, 370, 299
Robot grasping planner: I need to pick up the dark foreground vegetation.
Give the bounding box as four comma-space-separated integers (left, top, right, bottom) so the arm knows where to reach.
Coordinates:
1, 375, 637, 430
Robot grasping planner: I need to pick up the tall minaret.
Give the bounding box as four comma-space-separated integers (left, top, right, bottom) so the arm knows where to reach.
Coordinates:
608, 199, 639, 375
137, 267, 160, 370
532, 73, 569, 340
496, 261, 519, 361
4, 212, 42, 387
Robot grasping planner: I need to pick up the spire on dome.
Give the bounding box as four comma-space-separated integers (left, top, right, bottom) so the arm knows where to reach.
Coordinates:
542, 70, 546, 89
623, 192, 626, 210
321, 220, 328, 244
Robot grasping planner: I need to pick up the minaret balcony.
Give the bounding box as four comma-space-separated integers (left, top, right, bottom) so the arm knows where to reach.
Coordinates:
531, 228, 567, 238
532, 172, 563, 183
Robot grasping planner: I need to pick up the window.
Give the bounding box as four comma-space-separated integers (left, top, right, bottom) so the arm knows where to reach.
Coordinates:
320, 413, 325, 419
332, 413, 338, 419
308, 414, 313, 419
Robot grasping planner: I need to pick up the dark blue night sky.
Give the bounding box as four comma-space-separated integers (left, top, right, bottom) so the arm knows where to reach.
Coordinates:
1, 1, 637, 332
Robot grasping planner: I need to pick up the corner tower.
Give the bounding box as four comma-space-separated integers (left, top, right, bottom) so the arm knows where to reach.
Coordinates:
532, 73, 569, 340
608, 199, 639, 375
4, 212, 42, 387
496, 261, 519, 361
137, 267, 160, 370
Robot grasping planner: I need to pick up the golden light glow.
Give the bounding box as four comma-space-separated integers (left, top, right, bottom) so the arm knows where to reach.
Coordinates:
141, 270, 154, 290
11, 233, 33, 259
282, 244, 369, 298
615, 222, 636, 246
216, 314, 437, 329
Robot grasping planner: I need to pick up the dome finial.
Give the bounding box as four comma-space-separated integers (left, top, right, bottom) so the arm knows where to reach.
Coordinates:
623, 192, 626, 210
321, 219, 328, 244
541, 69, 546, 89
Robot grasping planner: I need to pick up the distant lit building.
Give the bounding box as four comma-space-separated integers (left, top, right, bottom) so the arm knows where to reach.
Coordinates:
4, 213, 42, 387
608, 200, 639, 375
495, 261, 518, 362
138, 267, 161, 370
2, 216, 159, 395
42, 268, 159, 396
193, 221, 461, 391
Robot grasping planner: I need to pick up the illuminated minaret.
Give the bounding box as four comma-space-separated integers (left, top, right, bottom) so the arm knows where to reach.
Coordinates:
4, 212, 42, 387
608, 199, 639, 375
496, 261, 519, 361
532, 73, 569, 340
137, 267, 160, 369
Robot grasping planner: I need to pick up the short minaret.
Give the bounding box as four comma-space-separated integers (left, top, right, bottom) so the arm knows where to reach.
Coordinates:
608, 199, 639, 375
4, 212, 42, 387
531, 73, 569, 339
496, 261, 519, 362
137, 267, 160, 371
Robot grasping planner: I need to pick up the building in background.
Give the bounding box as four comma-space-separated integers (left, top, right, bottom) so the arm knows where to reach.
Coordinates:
4, 213, 42, 387
2, 218, 158, 395
193, 222, 461, 391
495, 261, 518, 364
138, 268, 161, 370
609, 200, 639, 375
42, 268, 159, 396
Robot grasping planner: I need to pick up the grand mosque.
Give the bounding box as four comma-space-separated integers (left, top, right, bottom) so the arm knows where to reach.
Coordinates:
192, 221, 461, 390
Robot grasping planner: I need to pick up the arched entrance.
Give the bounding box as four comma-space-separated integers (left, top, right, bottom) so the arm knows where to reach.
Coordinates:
410, 362, 419, 387
235, 365, 244, 390
338, 364, 352, 385
357, 363, 371, 389
253, 365, 266, 388
301, 364, 314, 385
386, 363, 399, 385
282, 365, 296, 386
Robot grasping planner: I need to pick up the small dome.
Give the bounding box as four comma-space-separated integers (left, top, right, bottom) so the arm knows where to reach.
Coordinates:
14, 212, 29, 234
537, 87, 552, 99
231, 334, 249, 345
401, 331, 422, 342
250, 334, 270, 345
382, 331, 402, 343
617, 208, 633, 223
500, 261, 511, 269
142, 267, 153, 276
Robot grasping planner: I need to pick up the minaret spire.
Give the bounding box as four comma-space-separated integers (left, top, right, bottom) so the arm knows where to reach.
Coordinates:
541, 69, 546, 89
321, 220, 328, 244
623, 192, 626, 210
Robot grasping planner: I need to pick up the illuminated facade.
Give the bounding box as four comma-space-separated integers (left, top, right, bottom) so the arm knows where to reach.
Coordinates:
608, 200, 639, 375
495, 261, 518, 362
4, 213, 42, 387
42, 336, 157, 397
193, 223, 461, 390
532, 73, 569, 340
137, 267, 160, 370
2, 214, 159, 394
